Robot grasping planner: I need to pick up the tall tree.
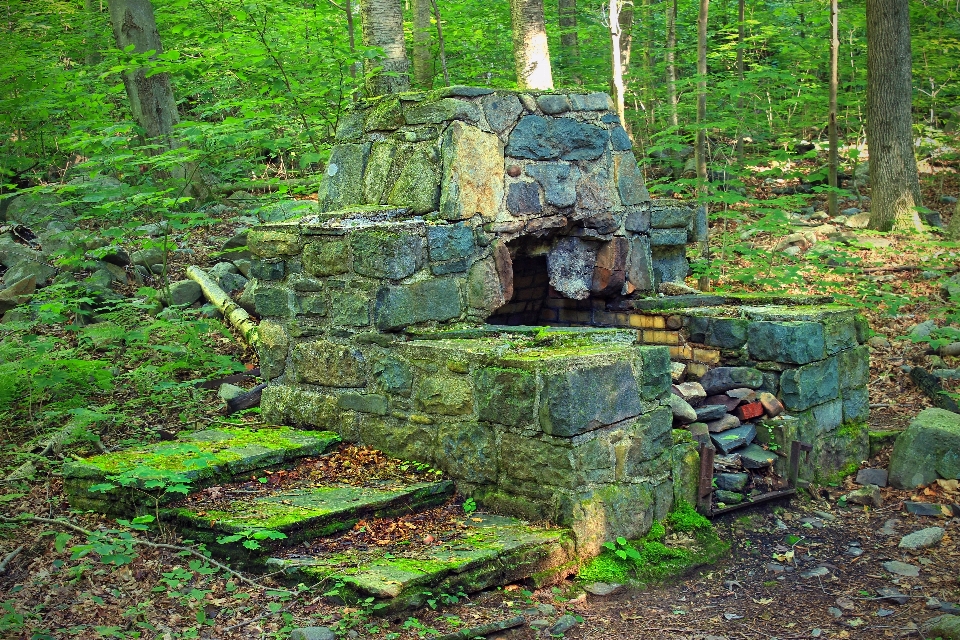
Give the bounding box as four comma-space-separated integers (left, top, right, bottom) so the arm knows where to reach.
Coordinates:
665, 0, 678, 128
360, 0, 410, 95
734, 0, 744, 161
695, 0, 710, 290
412, 0, 433, 88
827, 0, 839, 217
559, 0, 580, 73
107, 0, 181, 159
510, 0, 554, 89
609, 0, 626, 120
865, 0, 923, 232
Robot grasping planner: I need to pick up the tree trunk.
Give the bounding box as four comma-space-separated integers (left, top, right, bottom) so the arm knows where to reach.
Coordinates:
696, 0, 710, 291
559, 0, 579, 75
666, 0, 678, 128
84, 0, 104, 65
827, 0, 839, 217
360, 0, 410, 95
107, 0, 180, 153
412, 0, 433, 88
865, 0, 923, 232
734, 0, 744, 161
510, 0, 554, 90
609, 0, 626, 122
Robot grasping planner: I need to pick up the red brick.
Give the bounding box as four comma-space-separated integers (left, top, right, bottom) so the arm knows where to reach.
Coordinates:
733, 401, 764, 421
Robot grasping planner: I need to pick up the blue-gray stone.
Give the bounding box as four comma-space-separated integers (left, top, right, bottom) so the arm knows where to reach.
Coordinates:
318, 143, 371, 211
569, 92, 614, 111
624, 206, 650, 232
430, 256, 472, 275
249, 259, 284, 280
842, 387, 870, 423
539, 361, 643, 436
601, 113, 620, 123
780, 358, 839, 411
888, 408, 960, 489
289, 626, 336, 640
650, 204, 693, 228
687, 317, 749, 349
740, 443, 777, 468
374, 278, 463, 330
699, 367, 764, 395
691, 204, 709, 242
611, 126, 632, 151
616, 151, 649, 205
351, 228, 426, 280
637, 346, 672, 400
536, 94, 571, 115
711, 423, 757, 454
650, 228, 688, 246
506, 115, 609, 161
838, 345, 870, 390
506, 181, 543, 215
480, 93, 524, 132
651, 246, 689, 285
253, 285, 293, 317
436, 85, 495, 97
427, 222, 476, 262
373, 358, 412, 396
525, 162, 580, 207
824, 316, 859, 354
626, 235, 654, 292
695, 404, 729, 422
748, 321, 826, 364
715, 472, 749, 491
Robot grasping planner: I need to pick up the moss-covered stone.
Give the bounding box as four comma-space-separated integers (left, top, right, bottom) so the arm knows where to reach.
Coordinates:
837, 345, 870, 390
779, 357, 839, 411
303, 238, 350, 277
404, 98, 480, 125
747, 321, 826, 364
624, 407, 674, 467
247, 229, 302, 258
437, 421, 497, 484
539, 360, 643, 437
319, 143, 372, 211
415, 375, 474, 415
253, 285, 294, 317
351, 227, 426, 280
63, 427, 340, 514
338, 393, 389, 415
386, 143, 441, 214
841, 387, 870, 423
374, 278, 464, 330
637, 346, 671, 401
257, 320, 289, 380
687, 316, 748, 350
373, 358, 413, 396
440, 122, 504, 222
364, 97, 404, 131
363, 140, 399, 205
474, 367, 536, 427
261, 385, 343, 431
329, 287, 372, 327
290, 340, 365, 387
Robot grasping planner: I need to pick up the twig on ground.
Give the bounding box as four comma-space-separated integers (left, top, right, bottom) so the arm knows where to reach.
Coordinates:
0, 515, 294, 595
0, 545, 25, 573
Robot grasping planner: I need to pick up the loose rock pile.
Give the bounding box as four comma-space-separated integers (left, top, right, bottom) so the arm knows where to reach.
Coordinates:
669, 366, 790, 508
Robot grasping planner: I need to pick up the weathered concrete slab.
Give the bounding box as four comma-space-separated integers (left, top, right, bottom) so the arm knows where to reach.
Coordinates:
170, 480, 454, 552
63, 426, 340, 514
267, 513, 572, 612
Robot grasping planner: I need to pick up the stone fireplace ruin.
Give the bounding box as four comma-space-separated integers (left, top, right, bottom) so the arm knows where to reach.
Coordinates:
247, 87, 870, 556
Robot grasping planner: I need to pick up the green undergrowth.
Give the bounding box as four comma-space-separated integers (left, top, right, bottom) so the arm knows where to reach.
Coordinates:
0, 283, 247, 478
578, 500, 729, 585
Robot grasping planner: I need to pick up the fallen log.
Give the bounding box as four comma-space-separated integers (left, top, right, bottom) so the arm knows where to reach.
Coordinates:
186, 266, 259, 346
908, 366, 960, 414
225, 383, 266, 415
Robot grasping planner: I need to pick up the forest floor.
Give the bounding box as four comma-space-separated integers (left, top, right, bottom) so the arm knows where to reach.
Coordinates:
1, 162, 959, 639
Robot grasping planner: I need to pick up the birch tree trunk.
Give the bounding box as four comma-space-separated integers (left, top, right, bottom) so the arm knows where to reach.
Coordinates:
865, 0, 923, 232
412, 0, 433, 88
828, 0, 839, 217
360, 0, 411, 95
666, 0, 678, 128
559, 0, 580, 74
609, 0, 626, 122
510, 0, 554, 90
696, 0, 710, 290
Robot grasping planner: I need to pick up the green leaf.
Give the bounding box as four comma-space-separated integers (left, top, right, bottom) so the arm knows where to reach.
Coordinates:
54, 532, 71, 553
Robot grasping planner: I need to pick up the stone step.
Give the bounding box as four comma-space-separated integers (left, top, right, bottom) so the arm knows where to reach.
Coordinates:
63, 426, 340, 514
168, 479, 456, 556
266, 513, 573, 612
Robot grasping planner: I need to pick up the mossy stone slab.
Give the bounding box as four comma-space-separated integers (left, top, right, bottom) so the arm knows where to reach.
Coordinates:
170, 480, 453, 550
267, 513, 571, 612
63, 427, 340, 514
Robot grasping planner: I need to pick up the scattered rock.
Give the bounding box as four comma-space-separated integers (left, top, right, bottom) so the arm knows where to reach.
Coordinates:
867, 336, 891, 348
843, 213, 871, 229
218, 383, 245, 402
844, 484, 881, 507
715, 473, 749, 492
674, 382, 706, 406
710, 424, 757, 454
659, 281, 698, 296
696, 404, 729, 422
289, 627, 335, 640
800, 517, 824, 529
855, 468, 888, 487
666, 393, 698, 423
758, 392, 784, 417
699, 367, 764, 395
882, 561, 920, 577
0, 276, 37, 314
840, 207, 861, 216
528, 619, 550, 631
904, 501, 945, 517
813, 510, 837, 521
828, 607, 843, 618
927, 598, 942, 609
877, 588, 908, 605
164, 280, 203, 306
801, 567, 830, 578
898, 527, 944, 551
546, 614, 578, 635
879, 519, 899, 536
908, 319, 938, 340
940, 196, 959, 204
706, 414, 741, 433
714, 490, 743, 505
888, 408, 960, 489
740, 443, 777, 469
583, 582, 623, 596
940, 342, 960, 357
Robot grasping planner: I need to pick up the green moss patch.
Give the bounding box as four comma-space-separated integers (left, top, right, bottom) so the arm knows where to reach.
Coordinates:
266, 513, 571, 612
170, 480, 454, 550
63, 426, 340, 514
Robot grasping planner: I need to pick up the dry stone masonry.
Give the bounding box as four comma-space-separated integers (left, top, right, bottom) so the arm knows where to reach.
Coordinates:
246, 87, 870, 553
